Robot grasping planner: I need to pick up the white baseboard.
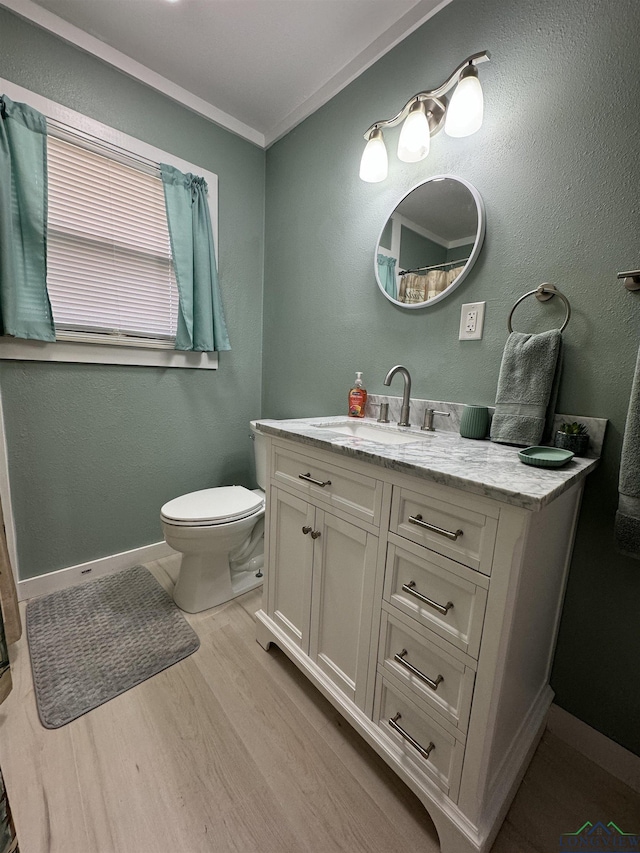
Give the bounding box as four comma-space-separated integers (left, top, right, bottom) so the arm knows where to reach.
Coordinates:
17, 541, 175, 601
547, 703, 640, 794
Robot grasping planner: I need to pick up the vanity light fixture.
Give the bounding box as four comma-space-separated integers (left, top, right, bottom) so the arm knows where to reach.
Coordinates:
359, 128, 389, 183
397, 100, 431, 163
359, 51, 490, 183
445, 64, 484, 137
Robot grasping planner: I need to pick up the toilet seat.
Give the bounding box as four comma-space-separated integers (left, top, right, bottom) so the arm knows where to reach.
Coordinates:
161, 486, 264, 527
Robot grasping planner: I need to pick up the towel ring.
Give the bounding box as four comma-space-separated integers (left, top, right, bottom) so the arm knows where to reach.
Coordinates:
507, 283, 571, 333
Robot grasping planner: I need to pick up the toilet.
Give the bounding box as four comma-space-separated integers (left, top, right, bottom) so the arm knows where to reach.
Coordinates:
160, 421, 266, 613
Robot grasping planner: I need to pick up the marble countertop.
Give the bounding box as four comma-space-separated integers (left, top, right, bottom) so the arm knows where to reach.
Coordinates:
254, 416, 600, 511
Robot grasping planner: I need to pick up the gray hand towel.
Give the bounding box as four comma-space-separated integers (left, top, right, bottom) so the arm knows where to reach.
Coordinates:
615, 346, 640, 558
490, 329, 563, 447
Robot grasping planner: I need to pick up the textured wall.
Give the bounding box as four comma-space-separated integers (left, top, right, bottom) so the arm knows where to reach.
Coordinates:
263, 0, 640, 753
0, 7, 265, 578
399, 226, 446, 271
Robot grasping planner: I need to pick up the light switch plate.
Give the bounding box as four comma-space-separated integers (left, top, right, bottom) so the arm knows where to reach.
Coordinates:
459, 301, 486, 340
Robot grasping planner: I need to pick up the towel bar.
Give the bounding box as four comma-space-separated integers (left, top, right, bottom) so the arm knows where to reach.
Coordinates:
507, 283, 571, 333
616, 270, 640, 292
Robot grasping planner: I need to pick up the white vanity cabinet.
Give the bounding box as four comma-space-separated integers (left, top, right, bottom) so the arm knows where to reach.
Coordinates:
256, 428, 588, 853
266, 442, 382, 708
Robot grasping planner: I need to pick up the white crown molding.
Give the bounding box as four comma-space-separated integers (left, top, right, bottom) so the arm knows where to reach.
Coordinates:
0, 0, 266, 147
395, 212, 448, 247
0, 0, 454, 150
263, 0, 455, 147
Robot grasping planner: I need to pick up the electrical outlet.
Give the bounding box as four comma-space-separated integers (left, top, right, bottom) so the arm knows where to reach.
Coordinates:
465, 309, 478, 333
459, 302, 486, 340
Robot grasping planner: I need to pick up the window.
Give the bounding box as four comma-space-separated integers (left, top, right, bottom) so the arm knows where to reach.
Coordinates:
47, 134, 180, 349
0, 77, 219, 369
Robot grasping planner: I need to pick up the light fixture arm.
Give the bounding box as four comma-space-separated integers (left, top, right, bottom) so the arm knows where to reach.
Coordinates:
362, 50, 490, 140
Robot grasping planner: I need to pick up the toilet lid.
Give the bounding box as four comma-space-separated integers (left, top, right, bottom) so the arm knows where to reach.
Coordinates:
161, 486, 264, 526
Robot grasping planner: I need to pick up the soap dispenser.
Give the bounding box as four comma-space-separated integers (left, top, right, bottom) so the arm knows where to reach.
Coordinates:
348, 372, 367, 418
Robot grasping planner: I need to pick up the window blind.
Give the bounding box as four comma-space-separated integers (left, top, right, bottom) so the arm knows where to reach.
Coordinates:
46, 135, 179, 348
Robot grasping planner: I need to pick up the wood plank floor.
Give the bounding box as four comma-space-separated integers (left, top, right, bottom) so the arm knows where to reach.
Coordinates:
0, 555, 638, 853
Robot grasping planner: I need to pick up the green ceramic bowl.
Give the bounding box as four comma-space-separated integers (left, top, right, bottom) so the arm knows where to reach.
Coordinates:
518, 446, 574, 468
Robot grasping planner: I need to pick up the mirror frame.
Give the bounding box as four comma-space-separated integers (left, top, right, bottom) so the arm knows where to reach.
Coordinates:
374, 174, 486, 310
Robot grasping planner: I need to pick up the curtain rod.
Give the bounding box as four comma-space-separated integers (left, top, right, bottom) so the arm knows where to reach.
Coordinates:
399, 257, 469, 276
46, 117, 160, 176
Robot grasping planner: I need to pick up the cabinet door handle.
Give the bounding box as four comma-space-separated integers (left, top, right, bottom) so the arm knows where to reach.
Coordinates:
402, 581, 454, 616
310, 530, 321, 539
408, 513, 463, 541
302, 526, 312, 535
299, 472, 332, 487
389, 713, 435, 761
394, 649, 443, 691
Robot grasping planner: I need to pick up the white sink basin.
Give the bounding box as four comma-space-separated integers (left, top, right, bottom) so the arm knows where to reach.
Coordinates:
314, 420, 431, 446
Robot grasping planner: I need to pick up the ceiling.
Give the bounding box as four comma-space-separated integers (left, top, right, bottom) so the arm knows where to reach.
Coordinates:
2, 0, 452, 146
396, 178, 478, 243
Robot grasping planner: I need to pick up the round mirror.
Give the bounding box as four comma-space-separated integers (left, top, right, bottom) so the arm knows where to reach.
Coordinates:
375, 175, 485, 309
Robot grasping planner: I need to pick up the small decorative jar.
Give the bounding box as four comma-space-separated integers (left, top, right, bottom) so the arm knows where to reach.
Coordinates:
459, 405, 490, 439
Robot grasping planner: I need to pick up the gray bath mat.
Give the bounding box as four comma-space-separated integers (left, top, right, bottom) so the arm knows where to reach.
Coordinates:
26, 566, 200, 729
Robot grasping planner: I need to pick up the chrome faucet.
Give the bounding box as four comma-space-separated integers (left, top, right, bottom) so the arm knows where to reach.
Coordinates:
383, 365, 412, 427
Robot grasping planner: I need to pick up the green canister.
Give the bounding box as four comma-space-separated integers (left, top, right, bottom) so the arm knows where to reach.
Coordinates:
460, 405, 490, 439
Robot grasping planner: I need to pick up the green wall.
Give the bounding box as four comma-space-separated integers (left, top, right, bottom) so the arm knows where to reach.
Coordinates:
3, 0, 639, 760
263, 0, 640, 755
447, 243, 474, 265
0, 7, 265, 578
379, 218, 392, 251
399, 225, 446, 271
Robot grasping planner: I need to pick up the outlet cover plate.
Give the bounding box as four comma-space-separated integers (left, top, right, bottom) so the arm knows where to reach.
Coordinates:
459, 302, 486, 340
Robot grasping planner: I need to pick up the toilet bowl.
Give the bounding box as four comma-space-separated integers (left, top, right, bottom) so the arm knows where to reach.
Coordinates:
160, 422, 267, 613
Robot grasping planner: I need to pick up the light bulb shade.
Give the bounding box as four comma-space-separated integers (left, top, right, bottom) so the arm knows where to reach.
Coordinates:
397, 102, 430, 163
359, 129, 388, 183
444, 67, 484, 137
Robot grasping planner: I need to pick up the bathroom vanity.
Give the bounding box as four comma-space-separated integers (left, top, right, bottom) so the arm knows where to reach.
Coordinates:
254, 416, 598, 853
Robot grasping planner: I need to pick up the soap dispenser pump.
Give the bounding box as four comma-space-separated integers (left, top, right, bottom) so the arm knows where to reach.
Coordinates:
348, 372, 367, 418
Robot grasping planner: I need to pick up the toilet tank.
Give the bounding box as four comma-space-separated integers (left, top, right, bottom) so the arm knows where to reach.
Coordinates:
250, 421, 267, 490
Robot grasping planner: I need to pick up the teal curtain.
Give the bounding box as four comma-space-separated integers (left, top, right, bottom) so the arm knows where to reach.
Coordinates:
0, 96, 54, 342
377, 254, 397, 300
160, 164, 230, 352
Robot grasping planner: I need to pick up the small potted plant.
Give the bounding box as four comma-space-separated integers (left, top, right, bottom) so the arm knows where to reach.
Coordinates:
554, 422, 589, 456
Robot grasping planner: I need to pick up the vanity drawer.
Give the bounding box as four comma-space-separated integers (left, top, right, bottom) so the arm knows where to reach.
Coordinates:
374, 676, 464, 800
379, 610, 475, 732
383, 541, 488, 658
390, 485, 497, 574
272, 443, 383, 527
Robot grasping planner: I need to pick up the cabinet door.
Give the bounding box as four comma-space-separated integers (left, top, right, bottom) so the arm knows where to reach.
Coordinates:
309, 510, 378, 708
268, 487, 314, 652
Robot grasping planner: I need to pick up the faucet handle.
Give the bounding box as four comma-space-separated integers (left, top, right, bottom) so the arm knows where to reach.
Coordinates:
377, 402, 390, 423
421, 409, 451, 431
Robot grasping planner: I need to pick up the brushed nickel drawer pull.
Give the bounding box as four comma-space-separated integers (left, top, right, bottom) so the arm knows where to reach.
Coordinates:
389, 713, 435, 761
394, 649, 444, 691
402, 581, 454, 616
299, 472, 332, 487
302, 526, 312, 535
408, 513, 463, 541
310, 530, 321, 539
